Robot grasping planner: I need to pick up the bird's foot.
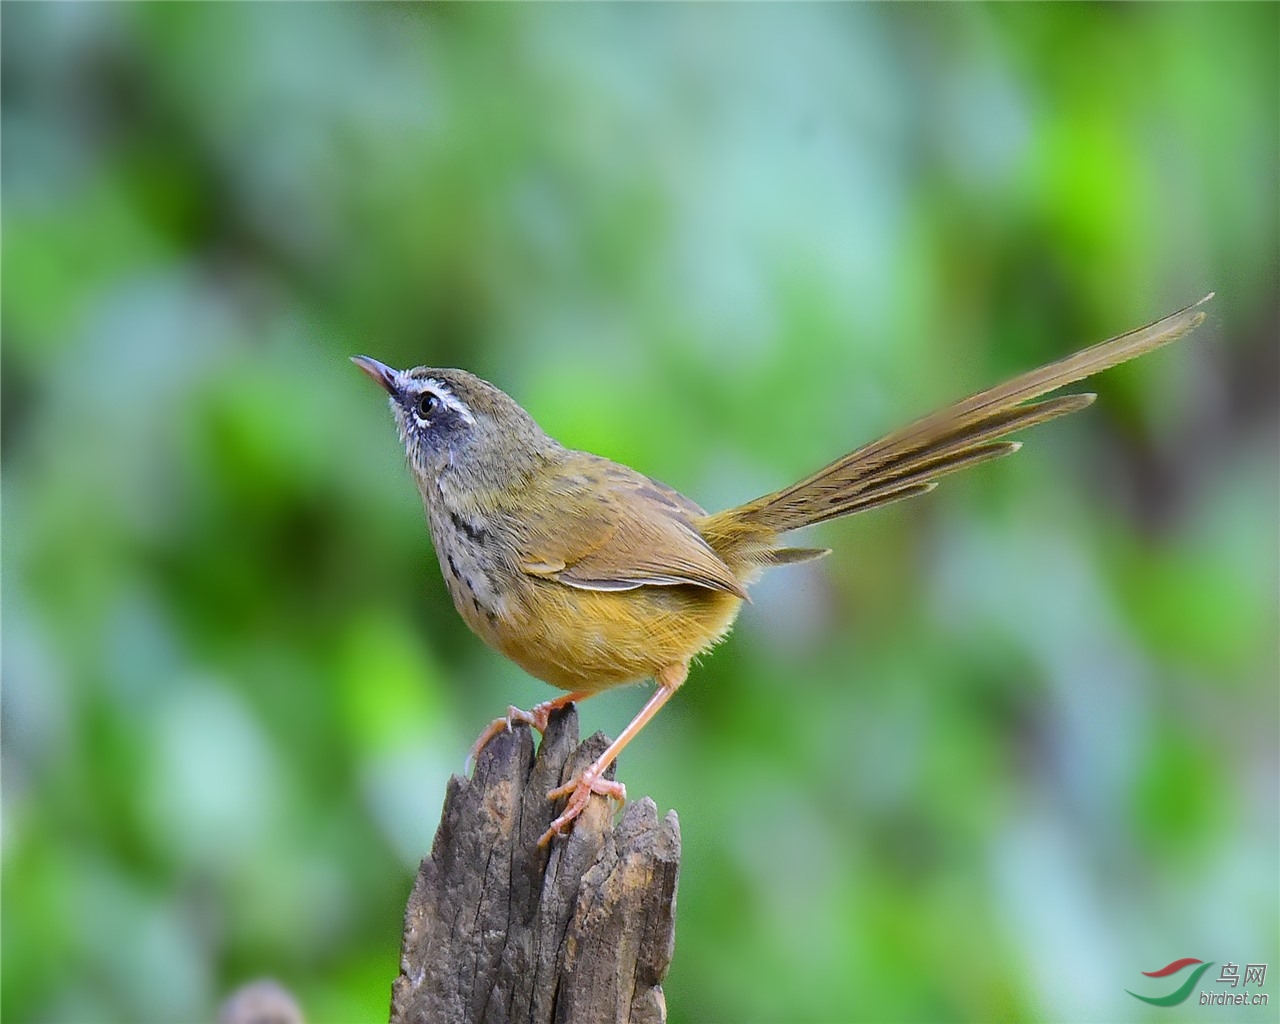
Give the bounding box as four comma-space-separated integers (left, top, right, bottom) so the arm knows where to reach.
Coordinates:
538, 766, 627, 846
466, 693, 583, 772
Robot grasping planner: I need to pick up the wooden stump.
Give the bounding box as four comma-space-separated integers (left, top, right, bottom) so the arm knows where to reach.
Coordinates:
390, 706, 681, 1024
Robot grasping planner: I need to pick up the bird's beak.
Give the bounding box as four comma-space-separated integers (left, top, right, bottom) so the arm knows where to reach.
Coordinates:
351, 355, 398, 395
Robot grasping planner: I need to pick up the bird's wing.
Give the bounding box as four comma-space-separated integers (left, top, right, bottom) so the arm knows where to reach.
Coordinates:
514, 454, 748, 599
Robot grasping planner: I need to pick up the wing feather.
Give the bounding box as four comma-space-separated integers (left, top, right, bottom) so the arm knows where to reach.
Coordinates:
515, 455, 748, 600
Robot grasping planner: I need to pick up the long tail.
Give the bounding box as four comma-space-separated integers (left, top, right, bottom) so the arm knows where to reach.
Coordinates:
700, 294, 1212, 563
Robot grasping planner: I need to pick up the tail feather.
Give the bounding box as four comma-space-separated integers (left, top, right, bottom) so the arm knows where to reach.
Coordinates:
758, 546, 832, 566
767, 394, 1092, 529
793, 442, 1020, 529
702, 294, 1211, 550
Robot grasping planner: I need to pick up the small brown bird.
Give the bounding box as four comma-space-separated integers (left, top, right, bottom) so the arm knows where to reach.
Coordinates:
355, 294, 1211, 844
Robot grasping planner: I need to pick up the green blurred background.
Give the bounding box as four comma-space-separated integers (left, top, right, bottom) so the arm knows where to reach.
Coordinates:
3, 4, 1277, 1022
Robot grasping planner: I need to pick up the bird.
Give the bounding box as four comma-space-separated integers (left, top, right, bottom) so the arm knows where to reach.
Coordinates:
353, 293, 1211, 845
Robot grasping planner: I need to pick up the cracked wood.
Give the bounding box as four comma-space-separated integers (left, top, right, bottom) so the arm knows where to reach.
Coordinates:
390, 706, 681, 1024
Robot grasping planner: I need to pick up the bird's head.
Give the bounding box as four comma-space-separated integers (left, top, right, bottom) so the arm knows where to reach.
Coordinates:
351, 357, 553, 491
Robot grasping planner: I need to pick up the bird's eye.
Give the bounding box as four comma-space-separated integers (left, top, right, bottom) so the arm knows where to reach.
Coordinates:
415, 392, 441, 421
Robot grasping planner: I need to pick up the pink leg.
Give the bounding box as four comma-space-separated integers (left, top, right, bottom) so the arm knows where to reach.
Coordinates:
467, 690, 593, 772
538, 663, 688, 846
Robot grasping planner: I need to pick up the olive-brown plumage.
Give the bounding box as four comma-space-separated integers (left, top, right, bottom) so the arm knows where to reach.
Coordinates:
354, 294, 1211, 843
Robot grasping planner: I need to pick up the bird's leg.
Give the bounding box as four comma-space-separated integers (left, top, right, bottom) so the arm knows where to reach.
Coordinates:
467, 690, 594, 772
538, 662, 688, 846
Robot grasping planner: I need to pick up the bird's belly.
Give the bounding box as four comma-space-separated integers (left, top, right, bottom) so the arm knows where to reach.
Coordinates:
491, 581, 743, 693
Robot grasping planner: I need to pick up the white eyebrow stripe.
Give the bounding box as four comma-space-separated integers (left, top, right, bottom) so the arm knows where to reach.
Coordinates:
419, 377, 475, 425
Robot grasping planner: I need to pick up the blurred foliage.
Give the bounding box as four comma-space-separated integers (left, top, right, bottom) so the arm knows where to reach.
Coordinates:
3, 4, 1277, 1023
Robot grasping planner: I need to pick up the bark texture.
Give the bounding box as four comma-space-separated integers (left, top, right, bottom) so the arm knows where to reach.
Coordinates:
390, 706, 681, 1024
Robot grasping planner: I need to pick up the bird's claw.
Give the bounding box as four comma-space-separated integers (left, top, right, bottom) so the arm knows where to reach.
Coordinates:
538, 769, 627, 846
466, 703, 550, 773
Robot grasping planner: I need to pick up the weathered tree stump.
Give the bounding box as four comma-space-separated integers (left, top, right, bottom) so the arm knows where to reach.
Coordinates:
390, 706, 681, 1024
